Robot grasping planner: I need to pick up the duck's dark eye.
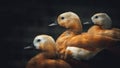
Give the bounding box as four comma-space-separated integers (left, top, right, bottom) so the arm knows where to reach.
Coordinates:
37, 39, 41, 42
95, 16, 98, 19
61, 17, 65, 20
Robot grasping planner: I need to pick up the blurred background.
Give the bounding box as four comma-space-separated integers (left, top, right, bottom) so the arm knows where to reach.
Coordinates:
1, 0, 120, 68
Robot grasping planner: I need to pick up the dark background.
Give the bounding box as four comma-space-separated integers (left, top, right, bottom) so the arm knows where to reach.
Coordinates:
1, 0, 120, 68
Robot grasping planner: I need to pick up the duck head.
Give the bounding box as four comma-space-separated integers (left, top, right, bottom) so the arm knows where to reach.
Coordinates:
25, 35, 57, 58
33, 35, 56, 52
91, 13, 112, 29
49, 12, 83, 33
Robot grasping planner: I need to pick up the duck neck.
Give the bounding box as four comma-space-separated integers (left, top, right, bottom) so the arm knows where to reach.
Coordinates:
42, 43, 58, 59
69, 22, 82, 34
43, 51, 57, 59
101, 25, 111, 29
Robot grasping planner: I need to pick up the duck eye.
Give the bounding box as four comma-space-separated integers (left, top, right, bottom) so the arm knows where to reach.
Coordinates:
61, 17, 65, 20
36, 39, 41, 42
95, 16, 98, 19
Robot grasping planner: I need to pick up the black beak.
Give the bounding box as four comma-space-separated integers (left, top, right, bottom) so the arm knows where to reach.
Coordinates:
48, 20, 58, 26
24, 43, 35, 50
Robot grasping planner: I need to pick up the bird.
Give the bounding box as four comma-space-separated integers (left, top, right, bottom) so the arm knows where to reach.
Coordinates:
25, 35, 72, 68
49, 11, 83, 59
64, 32, 118, 60
49, 12, 120, 61
88, 13, 120, 40
64, 13, 120, 61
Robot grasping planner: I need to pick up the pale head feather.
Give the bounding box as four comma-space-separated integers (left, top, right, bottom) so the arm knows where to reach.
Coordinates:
91, 13, 112, 29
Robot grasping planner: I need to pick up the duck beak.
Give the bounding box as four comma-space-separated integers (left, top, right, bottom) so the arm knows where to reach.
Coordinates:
83, 21, 93, 25
83, 19, 93, 25
48, 21, 58, 26
83, 19, 94, 25
24, 43, 35, 50
83, 22, 92, 25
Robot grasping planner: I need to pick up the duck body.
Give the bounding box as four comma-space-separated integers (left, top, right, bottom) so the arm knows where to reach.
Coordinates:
25, 35, 71, 68
88, 25, 120, 40
56, 30, 78, 58
64, 32, 118, 60
26, 53, 71, 68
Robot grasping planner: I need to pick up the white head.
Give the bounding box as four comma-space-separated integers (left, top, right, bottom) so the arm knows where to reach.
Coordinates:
91, 13, 112, 29
57, 12, 82, 32
33, 35, 56, 50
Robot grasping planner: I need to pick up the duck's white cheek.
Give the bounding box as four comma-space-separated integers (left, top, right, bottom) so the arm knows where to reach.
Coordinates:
92, 18, 96, 23
34, 43, 40, 49
93, 19, 102, 25
92, 19, 97, 24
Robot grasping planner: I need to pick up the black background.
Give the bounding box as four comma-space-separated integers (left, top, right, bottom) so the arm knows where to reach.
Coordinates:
1, 0, 120, 68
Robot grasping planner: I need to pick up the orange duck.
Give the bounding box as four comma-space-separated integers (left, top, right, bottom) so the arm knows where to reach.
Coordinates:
49, 12, 83, 59
88, 13, 120, 40
25, 35, 71, 68
49, 12, 119, 61
64, 13, 120, 61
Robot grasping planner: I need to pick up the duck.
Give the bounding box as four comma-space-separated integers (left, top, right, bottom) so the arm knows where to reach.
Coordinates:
25, 35, 71, 68
49, 12, 120, 61
64, 32, 119, 60
49, 12, 83, 59
65, 13, 120, 61
88, 13, 120, 40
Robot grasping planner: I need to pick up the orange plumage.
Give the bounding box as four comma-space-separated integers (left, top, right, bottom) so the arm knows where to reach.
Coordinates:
25, 35, 71, 68
88, 13, 120, 40
49, 12, 119, 61
53, 12, 83, 58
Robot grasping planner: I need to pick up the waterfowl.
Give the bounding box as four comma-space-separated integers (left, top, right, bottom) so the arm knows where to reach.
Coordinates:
25, 35, 71, 68
64, 32, 118, 60
64, 13, 120, 61
49, 12, 83, 58
88, 13, 120, 40
49, 12, 119, 61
